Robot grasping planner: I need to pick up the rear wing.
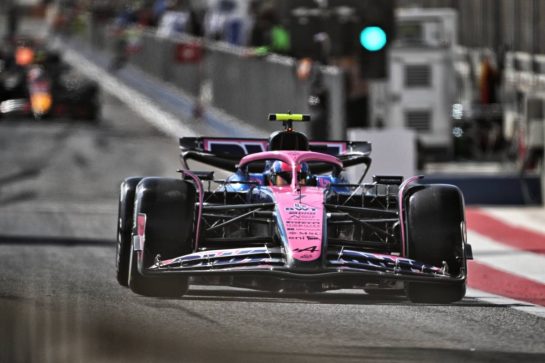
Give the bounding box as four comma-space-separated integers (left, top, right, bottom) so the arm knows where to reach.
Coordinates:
179, 137, 371, 172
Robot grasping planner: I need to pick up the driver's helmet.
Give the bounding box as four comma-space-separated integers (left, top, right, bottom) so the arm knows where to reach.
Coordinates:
270, 161, 309, 186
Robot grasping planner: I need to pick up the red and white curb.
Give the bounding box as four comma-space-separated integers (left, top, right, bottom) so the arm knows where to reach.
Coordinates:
466, 208, 545, 317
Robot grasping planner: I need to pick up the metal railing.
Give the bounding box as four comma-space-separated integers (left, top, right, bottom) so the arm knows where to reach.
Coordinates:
80, 17, 346, 139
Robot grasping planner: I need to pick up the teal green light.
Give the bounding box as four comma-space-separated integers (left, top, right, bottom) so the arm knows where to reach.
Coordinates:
359, 26, 387, 52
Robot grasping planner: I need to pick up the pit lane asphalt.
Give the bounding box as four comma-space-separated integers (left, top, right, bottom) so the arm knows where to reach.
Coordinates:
1, 93, 545, 363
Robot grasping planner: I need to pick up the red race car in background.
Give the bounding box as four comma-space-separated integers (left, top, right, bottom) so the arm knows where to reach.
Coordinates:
0, 39, 99, 121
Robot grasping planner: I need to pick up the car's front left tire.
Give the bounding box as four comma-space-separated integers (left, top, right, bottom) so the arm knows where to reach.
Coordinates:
404, 184, 467, 304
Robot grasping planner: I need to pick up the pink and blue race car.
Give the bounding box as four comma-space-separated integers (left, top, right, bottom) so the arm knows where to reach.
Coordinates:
115, 113, 473, 303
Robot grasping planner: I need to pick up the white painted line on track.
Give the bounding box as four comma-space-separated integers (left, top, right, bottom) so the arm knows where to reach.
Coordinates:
61, 48, 197, 138
481, 207, 545, 236
468, 230, 545, 285
467, 288, 545, 319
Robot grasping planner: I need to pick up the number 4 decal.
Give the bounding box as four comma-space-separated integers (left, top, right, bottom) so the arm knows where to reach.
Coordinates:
293, 246, 319, 253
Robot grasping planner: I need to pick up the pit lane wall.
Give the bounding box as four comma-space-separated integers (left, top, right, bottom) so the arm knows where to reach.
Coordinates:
79, 18, 346, 139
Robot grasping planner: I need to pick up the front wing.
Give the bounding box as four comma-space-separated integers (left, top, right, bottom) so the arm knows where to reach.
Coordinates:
134, 241, 465, 285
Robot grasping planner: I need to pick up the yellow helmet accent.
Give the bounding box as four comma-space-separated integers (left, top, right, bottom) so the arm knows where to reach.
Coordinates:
268, 113, 311, 122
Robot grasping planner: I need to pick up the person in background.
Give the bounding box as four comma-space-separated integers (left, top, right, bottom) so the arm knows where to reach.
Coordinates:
135, 0, 156, 27
109, 2, 138, 70
479, 53, 498, 105
156, 0, 189, 37
238, 0, 260, 46
114, 2, 138, 29
152, 0, 167, 24
156, 0, 200, 37
249, 2, 290, 56
476, 53, 503, 155
222, 0, 259, 46
203, 0, 235, 41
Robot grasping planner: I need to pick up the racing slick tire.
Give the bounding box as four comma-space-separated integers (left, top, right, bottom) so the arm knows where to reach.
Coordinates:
116, 177, 143, 287
404, 184, 466, 304
128, 177, 196, 297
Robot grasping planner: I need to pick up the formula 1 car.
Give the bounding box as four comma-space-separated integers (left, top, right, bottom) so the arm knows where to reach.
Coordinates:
0, 41, 99, 121
116, 114, 473, 303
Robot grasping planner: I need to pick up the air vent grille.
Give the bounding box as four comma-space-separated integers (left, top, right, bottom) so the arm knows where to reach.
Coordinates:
405, 65, 431, 87
405, 110, 431, 131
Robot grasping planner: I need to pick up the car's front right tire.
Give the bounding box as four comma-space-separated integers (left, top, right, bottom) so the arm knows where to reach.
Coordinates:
116, 177, 142, 287
128, 177, 196, 297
